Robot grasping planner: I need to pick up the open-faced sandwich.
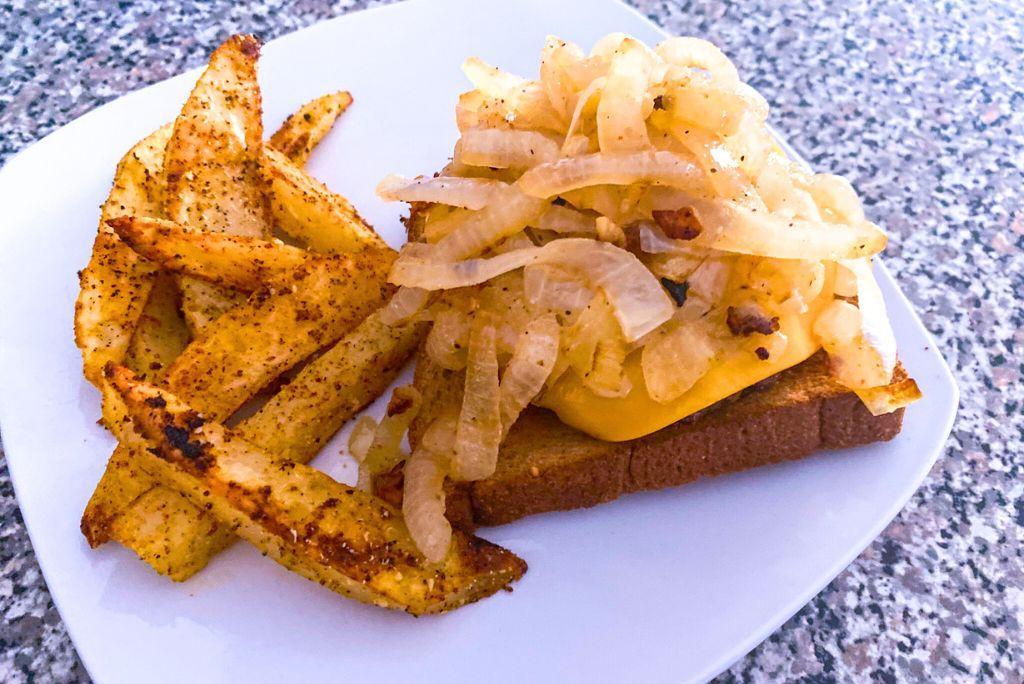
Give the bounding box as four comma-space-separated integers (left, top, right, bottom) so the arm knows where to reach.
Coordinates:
366, 33, 922, 559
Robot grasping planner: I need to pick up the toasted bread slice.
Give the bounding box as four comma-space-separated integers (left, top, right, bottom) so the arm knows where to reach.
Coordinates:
373, 205, 906, 529
374, 350, 905, 530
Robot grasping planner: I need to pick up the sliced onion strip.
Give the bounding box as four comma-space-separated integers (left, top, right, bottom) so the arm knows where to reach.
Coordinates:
425, 309, 471, 370
596, 38, 651, 152
361, 386, 422, 477
855, 378, 922, 416
433, 185, 546, 260
390, 243, 541, 290
541, 240, 675, 340
459, 128, 560, 169
379, 286, 429, 325
537, 204, 598, 235
523, 263, 593, 315
376, 174, 508, 210
452, 322, 501, 481
517, 151, 706, 198
655, 37, 739, 85
498, 314, 560, 434
685, 198, 887, 260
641, 320, 717, 403
402, 443, 451, 564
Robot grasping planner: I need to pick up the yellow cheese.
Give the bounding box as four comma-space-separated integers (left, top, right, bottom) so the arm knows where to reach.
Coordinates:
537, 269, 835, 442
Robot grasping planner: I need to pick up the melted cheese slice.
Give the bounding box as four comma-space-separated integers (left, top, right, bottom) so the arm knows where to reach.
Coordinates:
537, 271, 835, 442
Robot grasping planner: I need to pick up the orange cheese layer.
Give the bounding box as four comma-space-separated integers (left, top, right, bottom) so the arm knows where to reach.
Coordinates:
538, 271, 835, 442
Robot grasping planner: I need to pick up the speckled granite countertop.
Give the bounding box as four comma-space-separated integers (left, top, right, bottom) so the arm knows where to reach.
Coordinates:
1, 0, 1020, 681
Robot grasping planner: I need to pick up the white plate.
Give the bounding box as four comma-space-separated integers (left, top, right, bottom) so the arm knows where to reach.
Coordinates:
0, 0, 958, 682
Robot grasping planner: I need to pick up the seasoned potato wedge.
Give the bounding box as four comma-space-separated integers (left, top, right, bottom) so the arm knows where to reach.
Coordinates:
111, 216, 316, 291
84, 249, 394, 578
163, 35, 270, 238
270, 90, 353, 166
164, 250, 395, 419
106, 365, 527, 614
74, 125, 170, 384
178, 279, 247, 338
87, 298, 413, 579
161, 35, 272, 333
124, 274, 191, 381
83, 373, 164, 547
240, 308, 425, 462
263, 146, 387, 253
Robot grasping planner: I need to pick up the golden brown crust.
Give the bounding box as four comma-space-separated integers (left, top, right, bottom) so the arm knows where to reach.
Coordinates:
106, 364, 527, 615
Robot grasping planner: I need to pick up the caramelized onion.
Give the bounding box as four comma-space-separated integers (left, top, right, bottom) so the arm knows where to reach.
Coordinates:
685, 198, 887, 260
642, 320, 717, 402
459, 128, 560, 169
376, 174, 508, 210
379, 286, 429, 325
537, 204, 598, 235
453, 323, 502, 481
540, 36, 585, 120
538, 239, 674, 340
433, 185, 546, 260
517, 151, 706, 198
361, 386, 422, 478
523, 263, 592, 315
855, 378, 922, 416
498, 314, 560, 433
390, 242, 541, 290
425, 309, 471, 370
402, 444, 451, 563
655, 37, 739, 85
597, 38, 651, 152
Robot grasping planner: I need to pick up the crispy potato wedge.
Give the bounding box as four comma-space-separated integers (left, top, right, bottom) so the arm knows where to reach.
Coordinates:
269, 90, 353, 166
177, 279, 247, 338
86, 296, 412, 579
98, 273, 190, 427
162, 35, 272, 334
81, 371, 158, 549
240, 309, 425, 462
124, 274, 191, 381
74, 125, 171, 384
163, 35, 270, 238
83, 249, 394, 578
110, 216, 317, 291
106, 365, 527, 614
164, 250, 395, 419
263, 146, 387, 253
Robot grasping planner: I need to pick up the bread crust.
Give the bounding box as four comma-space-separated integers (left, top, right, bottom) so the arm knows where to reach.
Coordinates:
378, 351, 905, 530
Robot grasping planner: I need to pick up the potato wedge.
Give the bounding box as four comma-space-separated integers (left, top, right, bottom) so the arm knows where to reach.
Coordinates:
74, 125, 171, 384
263, 146, 387, 253
110, 216, 318, 291
163, 35, 270, 238
82, 373, 165, 547
86, 298, 414, 579
240, 309, 425, 462
124, 274, 191, 380
270, 90, 353, 166
178, 280, 247, 338
83, 249, 393, 577
164, 250, 395, 419
106, 365, 527, 614
162, 35, 272, 333
98, 273, 190, 428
